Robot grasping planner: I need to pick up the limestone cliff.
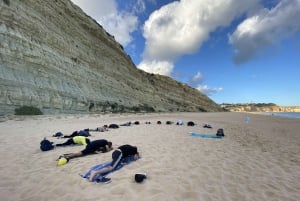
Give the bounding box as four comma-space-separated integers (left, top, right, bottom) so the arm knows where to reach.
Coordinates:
222, 104, 300, 112
0, 0, 223, 115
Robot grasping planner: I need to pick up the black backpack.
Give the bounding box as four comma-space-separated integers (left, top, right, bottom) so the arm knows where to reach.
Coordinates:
108, 124, 119, 129
187, 121, 195, 126
40, 138, 54, 151
216, 128, 225, 137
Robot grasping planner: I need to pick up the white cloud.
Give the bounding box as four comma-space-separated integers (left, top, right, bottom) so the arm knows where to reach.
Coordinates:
71, 0, 117, 19
188, 72, 221, 96
229, 0, 300, 64
138, 60, 173, 75
189, 72, 203, 87
196, 85, 223, 96
132, 0, 146, 14
99, 13, 138, 46
138, 0, 260, 75
71, 0, 138, 47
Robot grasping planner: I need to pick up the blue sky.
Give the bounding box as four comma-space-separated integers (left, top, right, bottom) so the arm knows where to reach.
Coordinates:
71, 0, 300, 106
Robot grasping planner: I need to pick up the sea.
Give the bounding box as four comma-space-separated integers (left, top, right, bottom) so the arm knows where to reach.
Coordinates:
262, 112, 300, 119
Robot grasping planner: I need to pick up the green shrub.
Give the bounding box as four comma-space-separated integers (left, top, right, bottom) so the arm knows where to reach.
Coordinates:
15, 106, 43, 115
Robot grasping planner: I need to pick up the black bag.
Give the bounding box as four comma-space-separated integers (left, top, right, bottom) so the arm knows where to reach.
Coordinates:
187, 121, 195, 126
40, 138, 54, 151
135, 173, 147, 183
108, 124, 119, 129
216, 128, 225, 137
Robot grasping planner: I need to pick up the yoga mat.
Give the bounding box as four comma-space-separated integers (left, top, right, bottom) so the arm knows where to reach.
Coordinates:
80, 155, 138, 182
189, 132, 223, 139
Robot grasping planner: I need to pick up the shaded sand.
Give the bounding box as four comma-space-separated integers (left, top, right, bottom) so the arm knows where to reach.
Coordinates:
0, 112, 299, 201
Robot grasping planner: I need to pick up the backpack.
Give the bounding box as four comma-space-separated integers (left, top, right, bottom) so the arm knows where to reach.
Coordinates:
187, 121, 195, 126
108, 124, 119, 129
176, 120, 184, 125
40, 138, 54, 151
216, 128, 225, 137
166, 121, 173, 125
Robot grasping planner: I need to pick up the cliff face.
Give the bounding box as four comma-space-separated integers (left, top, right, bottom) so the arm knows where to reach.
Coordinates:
0, 0, 222, 115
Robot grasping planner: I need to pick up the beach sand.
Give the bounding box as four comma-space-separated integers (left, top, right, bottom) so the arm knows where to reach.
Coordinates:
0, 112, 299, 201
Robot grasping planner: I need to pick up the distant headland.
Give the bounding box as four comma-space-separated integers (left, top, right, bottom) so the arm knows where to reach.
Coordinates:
221, 103, 300, 112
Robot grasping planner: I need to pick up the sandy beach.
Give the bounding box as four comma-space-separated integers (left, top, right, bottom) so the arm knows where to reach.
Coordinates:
0, 112, 299, 201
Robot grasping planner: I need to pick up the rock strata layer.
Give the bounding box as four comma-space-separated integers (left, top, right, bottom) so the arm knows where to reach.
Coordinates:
0, 0, 222, 115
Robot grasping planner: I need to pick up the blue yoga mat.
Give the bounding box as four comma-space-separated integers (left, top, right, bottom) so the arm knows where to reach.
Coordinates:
189, 132, 223, 139
80, 155, 138, 182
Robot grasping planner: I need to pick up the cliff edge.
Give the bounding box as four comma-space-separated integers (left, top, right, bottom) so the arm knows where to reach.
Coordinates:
0, 0, 223, 115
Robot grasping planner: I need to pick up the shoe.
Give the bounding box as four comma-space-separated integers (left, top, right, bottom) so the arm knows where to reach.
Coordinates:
56, 155, 64, 161
57, 157, 68, 166
97, 177, 111, 184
